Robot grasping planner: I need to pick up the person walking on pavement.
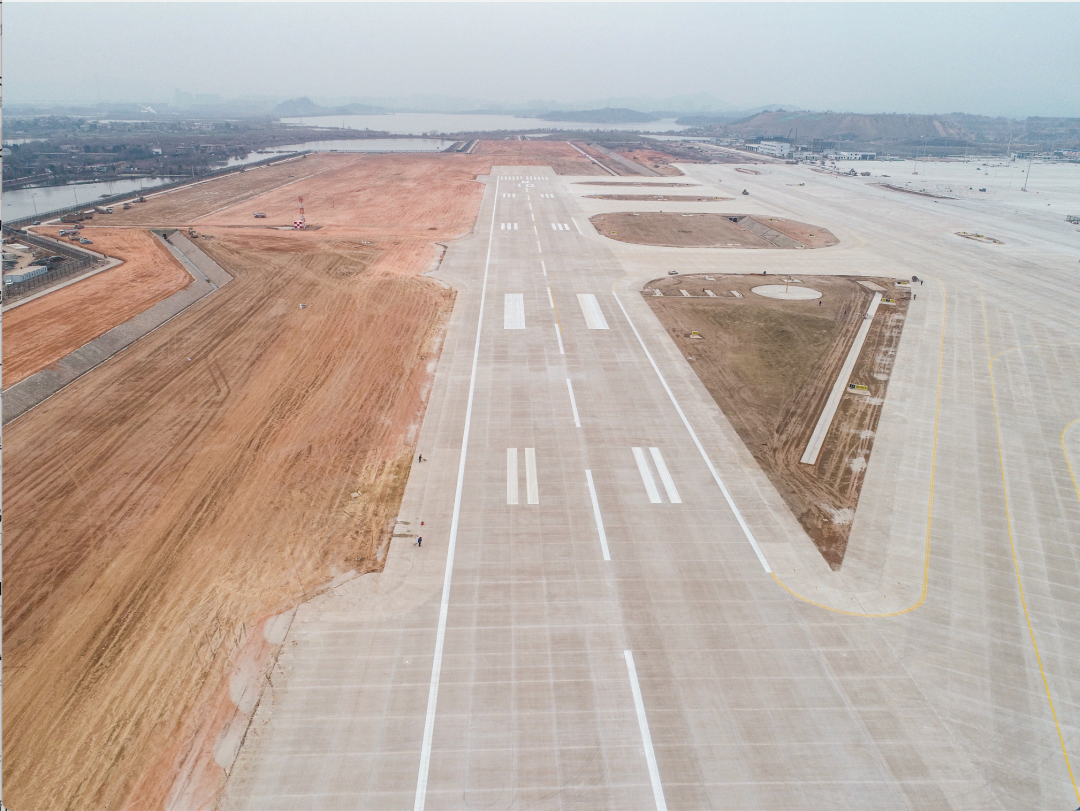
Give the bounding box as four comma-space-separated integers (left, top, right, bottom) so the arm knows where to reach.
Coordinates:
417, 536, 422, 547
418, 454, 423, 463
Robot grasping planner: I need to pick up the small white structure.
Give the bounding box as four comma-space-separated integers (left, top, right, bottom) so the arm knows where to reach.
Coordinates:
751, 284, 822, 300
757, 141, 792, 157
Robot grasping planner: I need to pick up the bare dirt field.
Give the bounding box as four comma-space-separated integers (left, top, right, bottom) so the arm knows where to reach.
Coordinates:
4, 227, 193, 386
592, 212, 837, 249
585, 194, 734, 202
645, 273, 911, 567
614, 147, 691, 176
1, 149, 582, 810
102, 153, 344, 226
473, 140, 598, 175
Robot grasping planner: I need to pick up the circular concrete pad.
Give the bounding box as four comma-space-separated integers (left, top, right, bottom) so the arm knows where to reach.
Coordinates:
751, 284, 823, 300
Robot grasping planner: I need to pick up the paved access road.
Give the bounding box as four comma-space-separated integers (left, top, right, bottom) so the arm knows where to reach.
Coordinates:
221, 163, 1080, 810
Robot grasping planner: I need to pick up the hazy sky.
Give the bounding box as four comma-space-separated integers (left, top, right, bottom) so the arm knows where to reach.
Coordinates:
7, 3, 1079, 117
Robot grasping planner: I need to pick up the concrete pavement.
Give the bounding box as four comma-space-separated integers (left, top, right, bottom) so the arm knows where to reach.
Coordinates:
219, 160, 1080, 810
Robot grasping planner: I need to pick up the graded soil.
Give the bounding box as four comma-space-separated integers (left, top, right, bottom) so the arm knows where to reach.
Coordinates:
3, 227, 193, 386
644, 273, 911, 567
614, 147, 689, 176
592, 212, 838, 249
3, 148, 597, 810
473, 140, 598, 175
585, 194, 734, 202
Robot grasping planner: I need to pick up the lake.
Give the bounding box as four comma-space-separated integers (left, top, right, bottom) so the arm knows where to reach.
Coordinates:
4, 176, 177, 222
281, 113, 688, 134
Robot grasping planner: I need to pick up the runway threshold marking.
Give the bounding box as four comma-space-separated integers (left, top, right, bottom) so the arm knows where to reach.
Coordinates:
507, 448, 519, 505
504, 294, 525, 330
612, 292, 771, 573
577, 293, 610, 330
633, 447, 663, 503
566, 379, 581, 427
649, 447, 682, 503
978, 280, 1080, 805
414, 175, 500, 811
585, 470, 611, 560
525, 447, 539, 504
624, 650, 668, 810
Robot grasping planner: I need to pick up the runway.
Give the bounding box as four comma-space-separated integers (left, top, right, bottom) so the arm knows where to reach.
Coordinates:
220, 160, 1080, 810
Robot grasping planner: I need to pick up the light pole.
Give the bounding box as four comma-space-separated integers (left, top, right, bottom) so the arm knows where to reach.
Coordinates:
31, 193, 39, 217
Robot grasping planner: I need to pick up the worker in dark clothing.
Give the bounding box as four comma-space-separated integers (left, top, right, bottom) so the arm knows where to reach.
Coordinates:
417, 536, 422, 547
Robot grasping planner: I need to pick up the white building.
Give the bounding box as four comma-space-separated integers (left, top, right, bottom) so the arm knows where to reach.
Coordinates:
757, 141, 792, 157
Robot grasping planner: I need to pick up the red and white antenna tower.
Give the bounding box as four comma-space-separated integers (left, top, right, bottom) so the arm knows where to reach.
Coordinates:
294, 196, 306, 230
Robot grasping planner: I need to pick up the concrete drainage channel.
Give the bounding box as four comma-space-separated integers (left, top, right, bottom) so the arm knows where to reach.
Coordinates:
2, 231, 232, 425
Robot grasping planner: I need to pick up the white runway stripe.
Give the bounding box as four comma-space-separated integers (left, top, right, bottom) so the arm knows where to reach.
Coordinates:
649, 447, 681, 503
573, 218, 583, 234
566, 379, 581, 427
507, 448, 519, 505
503, 294, 525, 329
547, 286, 554, 308
633, 447, 662, 503
577, 293, 610, 329
625, 650, 668, 811
415, 175, 500, 811
525, 448, 539, 504
541, 260, 547, 276
585, 470, 610, 560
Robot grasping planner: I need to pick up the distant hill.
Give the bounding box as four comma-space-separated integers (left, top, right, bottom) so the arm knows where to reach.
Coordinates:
537, 108, 660, 125
692, 110, 970, 142
273, 97, 387, 118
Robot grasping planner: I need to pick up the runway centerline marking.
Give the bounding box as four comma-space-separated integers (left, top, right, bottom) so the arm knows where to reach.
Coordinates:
585, 470, 611, 560
633, 447, 662, 503
507, 448, 519, 505
547, 286, 554, 309
625, 650, 668, 810
566, 379, 581, 427
541, 260, 547, 277
503, 294, 525, 330
414, 175, 499, 810
612, 292, 771, 572
650, 447, 681, 503
525, 448, 539, 504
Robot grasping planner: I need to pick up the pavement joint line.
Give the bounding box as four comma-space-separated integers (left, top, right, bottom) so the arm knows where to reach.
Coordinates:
624, 650, 668, 811
770, 279, 948, 617
566, 379, 581, 428
611, 290, 771, 573
413, 174, 499, 811
585, 470, 611, 561
978, 276, 1080, 806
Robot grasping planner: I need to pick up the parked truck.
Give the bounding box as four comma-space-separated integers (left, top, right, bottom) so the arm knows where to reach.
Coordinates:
61, 211, 93, 223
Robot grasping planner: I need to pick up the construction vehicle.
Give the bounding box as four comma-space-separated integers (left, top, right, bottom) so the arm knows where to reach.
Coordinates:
188, 228, 198, 239
136, 196, 147, 203
61, 211, 92, 223
59, 229, 79, 238
253, 212, 267, 218
93, 206, 113, 214
123, 202, 133, 210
